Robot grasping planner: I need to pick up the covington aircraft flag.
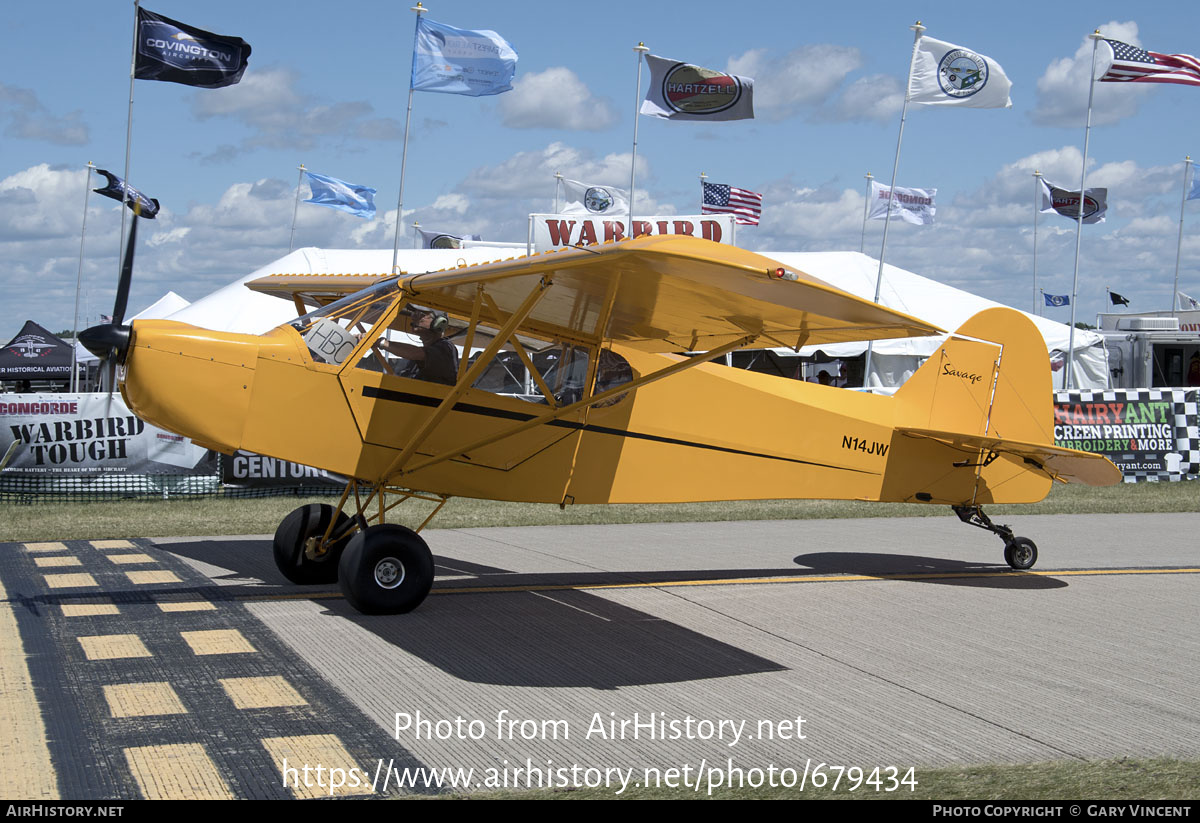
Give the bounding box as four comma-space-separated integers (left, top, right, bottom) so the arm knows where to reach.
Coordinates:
1039, 178, 1108, 224
868, 181, 936, 225
304, 172, 377, 219
93, 170, 160, 219
1044, 292, 1070, 307
701, 182, 763, 225
134, 8, 251, 89
559, 179, 630, 216
908, 36, 1013, 108
1099, 39, 1200, 87
418, 228, 482, 249
640, 55, 754, 121
411, 17, 518, 96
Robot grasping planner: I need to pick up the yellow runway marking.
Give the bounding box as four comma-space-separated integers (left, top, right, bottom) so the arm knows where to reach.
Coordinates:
0, 579, 58, 799
155, 598, 216, 613
106, 553, 155, 565
23, 542, 68, 553
34, 556, 82, 568
61, 600, 119, 617
181, 629, 256, 656
43, 573, 98, 589
104, 682, 187, 718
91, 540, 134, 550
219, 676, 307, 709
261, 735, 373, 798
124, 743, 234, 800
124, 570, 181, 585
78, 634, 152, 661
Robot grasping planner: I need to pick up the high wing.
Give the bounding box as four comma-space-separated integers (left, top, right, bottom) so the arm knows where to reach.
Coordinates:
247, 235, 943, 351
896, 426, 1123, 486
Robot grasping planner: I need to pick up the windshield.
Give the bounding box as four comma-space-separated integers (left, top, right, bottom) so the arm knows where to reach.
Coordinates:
286, 278, 400, 365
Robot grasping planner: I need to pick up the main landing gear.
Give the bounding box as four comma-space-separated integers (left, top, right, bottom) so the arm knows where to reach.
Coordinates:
271, 482, 448, 614
952, 505, 1038, 571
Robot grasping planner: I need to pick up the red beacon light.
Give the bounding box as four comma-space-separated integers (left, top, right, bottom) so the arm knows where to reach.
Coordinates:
770, 267, 799, 282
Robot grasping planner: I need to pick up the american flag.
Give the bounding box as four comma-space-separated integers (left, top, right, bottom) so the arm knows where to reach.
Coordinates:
701, 182, 762, 225
1100, 39, 1200, 87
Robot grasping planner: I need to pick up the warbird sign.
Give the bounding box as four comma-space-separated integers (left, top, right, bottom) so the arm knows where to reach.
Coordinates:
81, 231, 1120, 615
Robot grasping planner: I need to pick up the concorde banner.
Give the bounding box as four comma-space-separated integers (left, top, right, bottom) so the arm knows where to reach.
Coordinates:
1, 392, 209, 475
1053, 388, 1199, 482
531, 214, 733, 250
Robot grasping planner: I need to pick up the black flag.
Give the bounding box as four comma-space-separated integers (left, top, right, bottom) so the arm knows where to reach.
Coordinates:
93, 170, 159, 219
134, 8, 251, 89
1109, 291, 1130, 307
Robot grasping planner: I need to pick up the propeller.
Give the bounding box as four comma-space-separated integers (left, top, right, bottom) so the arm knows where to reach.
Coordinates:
79, 205, 139, 371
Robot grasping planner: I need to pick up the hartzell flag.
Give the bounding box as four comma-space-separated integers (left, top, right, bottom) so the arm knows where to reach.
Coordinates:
560, 179, 630, 216
908, 36, 1012, 108
1039, 178, 1108, 224
640, 55, 754, 121
868, 181, 936, 225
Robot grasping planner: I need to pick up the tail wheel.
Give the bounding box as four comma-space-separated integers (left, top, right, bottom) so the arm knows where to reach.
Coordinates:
338, 524, 434, 614
1004, 537, 1038, 570
273, 504, 354, 585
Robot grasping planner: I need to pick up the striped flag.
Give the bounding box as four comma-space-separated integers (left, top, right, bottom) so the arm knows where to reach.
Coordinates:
1099, 39, 1200, 87
701, 182, 762, 225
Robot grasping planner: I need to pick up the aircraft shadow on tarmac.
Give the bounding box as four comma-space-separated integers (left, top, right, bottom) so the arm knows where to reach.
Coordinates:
792, 552, 1068, 590
155, 538, 790, 689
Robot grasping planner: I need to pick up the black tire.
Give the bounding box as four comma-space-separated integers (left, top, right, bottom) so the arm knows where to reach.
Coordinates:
1004, 537, 1038, 570
338, 524, 434, 615
273, 504, 353, 585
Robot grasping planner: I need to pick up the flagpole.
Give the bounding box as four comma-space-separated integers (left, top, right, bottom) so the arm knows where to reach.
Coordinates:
554, 171, 563, 214
71, 162, 96, 392
628, 42, 649, 241
289, 163, 306, 253
864, 21, 924, 388
119, 0, 141, 277
1172, 155, 1192, 314
859, 172, 873, 253
392, 3, 427, 274
1066, 31, 1103, 392
1032, 170, 1042, 315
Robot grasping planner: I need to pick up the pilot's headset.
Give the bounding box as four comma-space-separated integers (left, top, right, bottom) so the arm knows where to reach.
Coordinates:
427, 311, 449, 334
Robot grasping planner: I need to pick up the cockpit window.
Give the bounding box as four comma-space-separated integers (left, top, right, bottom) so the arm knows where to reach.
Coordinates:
285, 279, 400, 365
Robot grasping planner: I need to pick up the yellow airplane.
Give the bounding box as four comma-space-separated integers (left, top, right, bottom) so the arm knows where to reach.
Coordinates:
81, 232, 1121, 615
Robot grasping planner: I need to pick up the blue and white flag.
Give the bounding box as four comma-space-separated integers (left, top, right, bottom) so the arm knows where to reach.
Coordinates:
93, 169, 160, 219
1043, 292, 1070, 307
134, 8, 250, 89
411, 17, 517, 97
304, 172, 376, 219
1188, 167, 1200, 201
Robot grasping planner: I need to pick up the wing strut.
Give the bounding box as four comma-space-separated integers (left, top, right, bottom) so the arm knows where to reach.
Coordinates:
379, 276, 554, 480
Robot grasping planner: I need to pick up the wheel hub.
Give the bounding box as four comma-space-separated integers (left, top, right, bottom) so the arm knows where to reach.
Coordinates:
374, 557, 406, 589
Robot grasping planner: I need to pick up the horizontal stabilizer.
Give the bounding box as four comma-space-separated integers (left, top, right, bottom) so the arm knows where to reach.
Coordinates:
896, 426, 1123, 487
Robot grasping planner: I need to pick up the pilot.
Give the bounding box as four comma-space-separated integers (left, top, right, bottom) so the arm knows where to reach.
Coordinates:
379, 307, 458, 385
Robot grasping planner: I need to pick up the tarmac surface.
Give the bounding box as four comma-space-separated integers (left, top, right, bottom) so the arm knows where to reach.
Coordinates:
2, 511, 1198, 799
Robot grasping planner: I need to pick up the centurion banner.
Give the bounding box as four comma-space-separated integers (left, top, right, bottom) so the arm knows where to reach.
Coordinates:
1053, 389, 1199, 482
531, 214, 734, 250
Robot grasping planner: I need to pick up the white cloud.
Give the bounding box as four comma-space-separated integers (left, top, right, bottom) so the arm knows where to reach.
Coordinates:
727, 45, 862, 121
1031, 21, 1152, 127
499, 67, 618, 131
0, 84, 89, 146
825, 74, 905, 123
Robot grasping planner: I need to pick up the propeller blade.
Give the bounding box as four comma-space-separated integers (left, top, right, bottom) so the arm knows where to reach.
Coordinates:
113, 211, 138, 326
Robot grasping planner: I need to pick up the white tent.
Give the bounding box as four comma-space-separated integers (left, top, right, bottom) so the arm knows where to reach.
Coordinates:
130, 291, 190, 321
764, 251, 1109, 390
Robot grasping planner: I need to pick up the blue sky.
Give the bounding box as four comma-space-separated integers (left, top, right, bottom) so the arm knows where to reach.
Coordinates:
4, 0, 1200, 341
